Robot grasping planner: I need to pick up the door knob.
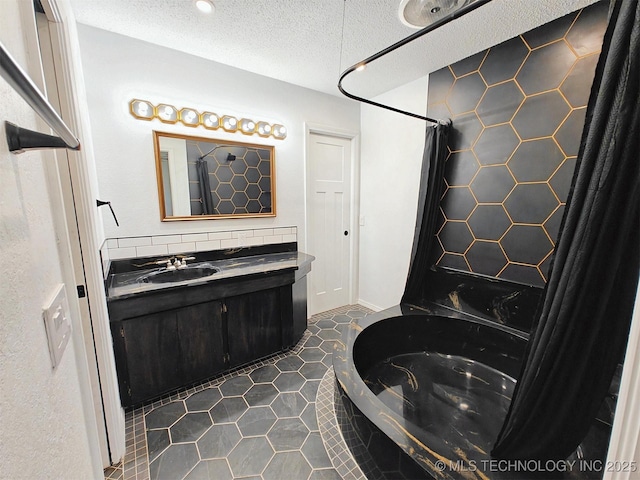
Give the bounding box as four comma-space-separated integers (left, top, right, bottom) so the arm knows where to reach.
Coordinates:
344, 231, 349, 236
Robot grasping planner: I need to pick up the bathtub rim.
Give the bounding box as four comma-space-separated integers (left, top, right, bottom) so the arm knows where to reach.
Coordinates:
332, 302, 530, 479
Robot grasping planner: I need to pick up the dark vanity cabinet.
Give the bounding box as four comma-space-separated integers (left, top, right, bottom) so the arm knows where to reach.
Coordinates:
226, 288, 291, 368
108, 269, 303, 408
112, 300, 226, 406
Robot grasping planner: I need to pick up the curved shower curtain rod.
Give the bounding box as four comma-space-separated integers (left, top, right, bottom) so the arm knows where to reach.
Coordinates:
338, 0, 493, 124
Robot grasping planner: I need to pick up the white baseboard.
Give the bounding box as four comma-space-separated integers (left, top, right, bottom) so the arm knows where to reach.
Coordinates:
357, 299, 383, 312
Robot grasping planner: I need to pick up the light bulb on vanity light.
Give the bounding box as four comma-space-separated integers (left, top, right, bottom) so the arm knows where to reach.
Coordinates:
257, 122, 272, 136
157, 104, 178, 123
129, 99, 155, 120
239, 118, 257, 134
202, 112, 220, 129
272, 124, 287, 139
222, 115, 238, 132
180, 108, 199, 126
137, 103, 149, 115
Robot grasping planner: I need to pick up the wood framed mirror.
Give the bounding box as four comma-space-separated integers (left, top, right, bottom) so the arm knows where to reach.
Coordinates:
153, 131, 276, 220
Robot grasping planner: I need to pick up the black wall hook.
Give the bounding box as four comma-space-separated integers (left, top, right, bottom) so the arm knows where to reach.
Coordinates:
97, 199, 120, 226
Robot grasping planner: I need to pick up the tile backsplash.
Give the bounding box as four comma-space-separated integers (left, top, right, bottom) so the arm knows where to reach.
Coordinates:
100, 226, 297, 279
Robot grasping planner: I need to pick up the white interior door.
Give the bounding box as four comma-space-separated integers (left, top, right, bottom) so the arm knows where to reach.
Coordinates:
307, 132, 353, 315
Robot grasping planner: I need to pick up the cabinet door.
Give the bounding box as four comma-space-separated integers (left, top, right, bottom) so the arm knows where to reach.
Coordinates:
121, 310, 182, 406
119, 300, 225, 406
226, 288, 283, 367
176, 301, 225, 385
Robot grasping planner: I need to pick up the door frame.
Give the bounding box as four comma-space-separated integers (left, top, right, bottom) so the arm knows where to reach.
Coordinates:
38, 0, 125, 466
304, 123, 361, 312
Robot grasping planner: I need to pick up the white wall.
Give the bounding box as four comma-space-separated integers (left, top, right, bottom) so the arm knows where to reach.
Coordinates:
0, 2, 101, 478
358, 76, 429, 311
76, 25, 361, 247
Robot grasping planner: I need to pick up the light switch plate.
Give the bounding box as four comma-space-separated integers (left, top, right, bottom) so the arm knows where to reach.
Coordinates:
43, 284, 71, 369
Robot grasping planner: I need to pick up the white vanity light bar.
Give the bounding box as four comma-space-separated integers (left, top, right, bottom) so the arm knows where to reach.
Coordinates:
128, 99, 286, 140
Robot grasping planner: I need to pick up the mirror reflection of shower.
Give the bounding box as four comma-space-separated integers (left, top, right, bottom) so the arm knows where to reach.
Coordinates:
153, 131, 276, 221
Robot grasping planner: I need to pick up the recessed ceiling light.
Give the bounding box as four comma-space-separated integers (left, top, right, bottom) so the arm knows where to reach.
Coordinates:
398, 0, 471, 28
195, 0, 214, 14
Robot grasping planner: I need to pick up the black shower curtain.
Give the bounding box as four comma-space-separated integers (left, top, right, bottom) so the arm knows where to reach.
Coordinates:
402, 120, 451, 304
492, 0, 639, 460
196, 158, 215, 215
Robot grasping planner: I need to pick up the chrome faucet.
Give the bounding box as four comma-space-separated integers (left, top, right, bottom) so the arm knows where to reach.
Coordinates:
152, 255, 196, 270
177, 256, 196, 269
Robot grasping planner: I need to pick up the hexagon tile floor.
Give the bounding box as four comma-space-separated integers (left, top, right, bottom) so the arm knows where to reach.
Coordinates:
104, 305, 372, 480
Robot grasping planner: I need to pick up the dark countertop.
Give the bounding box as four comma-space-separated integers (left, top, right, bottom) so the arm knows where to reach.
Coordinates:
107, 251, 314, 300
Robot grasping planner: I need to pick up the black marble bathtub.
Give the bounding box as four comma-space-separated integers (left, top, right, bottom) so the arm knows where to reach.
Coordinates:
333, 303, 609, 480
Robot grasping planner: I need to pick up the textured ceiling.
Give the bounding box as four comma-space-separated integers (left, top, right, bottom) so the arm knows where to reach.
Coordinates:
68, 0, 601, 98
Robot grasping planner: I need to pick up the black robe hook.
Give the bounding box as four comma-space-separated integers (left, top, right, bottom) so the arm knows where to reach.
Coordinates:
97, 199, 119, 226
